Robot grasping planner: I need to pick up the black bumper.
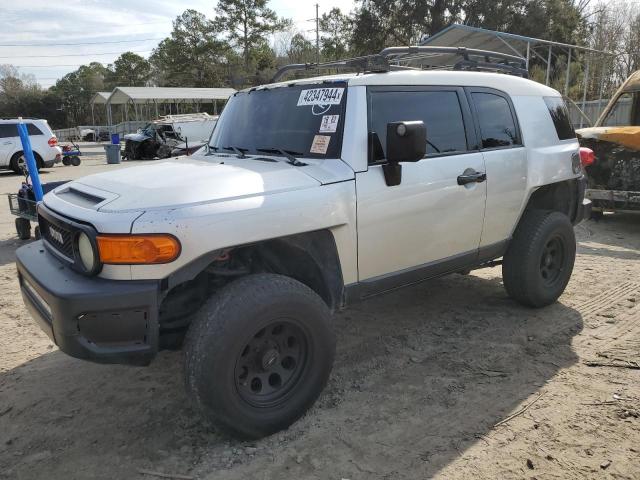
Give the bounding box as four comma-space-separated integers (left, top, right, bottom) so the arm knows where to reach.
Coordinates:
16, 241, 160, 366
574, 174, 592, 225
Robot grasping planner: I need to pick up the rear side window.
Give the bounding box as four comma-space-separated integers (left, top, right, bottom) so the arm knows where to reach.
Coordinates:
368, 90, 468, 163
472, 92, 521, 149
0, 124, 17, 138
543, 97, 576, 140
0, 123, 43, 138
26, 123, 44, 135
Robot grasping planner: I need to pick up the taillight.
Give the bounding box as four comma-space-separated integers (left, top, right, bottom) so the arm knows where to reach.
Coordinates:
48, 136, 58, 147
579, 147, 595, 167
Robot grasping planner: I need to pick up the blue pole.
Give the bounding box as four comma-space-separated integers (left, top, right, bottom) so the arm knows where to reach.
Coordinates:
17, 118, 44, 201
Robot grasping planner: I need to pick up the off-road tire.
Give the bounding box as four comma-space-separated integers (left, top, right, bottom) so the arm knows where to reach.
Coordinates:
184, 273, 335, 439
15, 218, 31, 240
502, 210, 576, 308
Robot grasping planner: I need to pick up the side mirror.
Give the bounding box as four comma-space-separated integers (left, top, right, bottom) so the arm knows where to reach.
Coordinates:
383, 121, 426, 186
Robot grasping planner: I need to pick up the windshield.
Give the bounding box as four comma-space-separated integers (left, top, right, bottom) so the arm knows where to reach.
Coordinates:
209, 82, 347, 158
140, 123, 155, 137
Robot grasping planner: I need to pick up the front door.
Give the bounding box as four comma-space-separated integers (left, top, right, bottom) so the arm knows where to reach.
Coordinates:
0, 124, 16, 166
356, 87, 487, 290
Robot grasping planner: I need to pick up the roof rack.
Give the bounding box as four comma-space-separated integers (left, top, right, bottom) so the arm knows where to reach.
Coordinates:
271, 46, 528, 83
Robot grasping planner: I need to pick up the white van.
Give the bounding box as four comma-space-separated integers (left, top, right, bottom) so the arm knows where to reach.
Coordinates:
0, 119, 62, 173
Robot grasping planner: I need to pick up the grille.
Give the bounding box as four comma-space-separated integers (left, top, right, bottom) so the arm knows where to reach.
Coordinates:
39, 214, 75, 259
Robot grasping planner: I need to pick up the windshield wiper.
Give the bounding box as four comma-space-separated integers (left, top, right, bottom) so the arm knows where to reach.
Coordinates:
256, 148, 307, 166
223, 146, 248, 159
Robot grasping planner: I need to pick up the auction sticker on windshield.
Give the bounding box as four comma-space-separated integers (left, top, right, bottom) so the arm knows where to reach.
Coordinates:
297, 88, 344, 106
310, 135, 331, 154
319, 115, 340, 133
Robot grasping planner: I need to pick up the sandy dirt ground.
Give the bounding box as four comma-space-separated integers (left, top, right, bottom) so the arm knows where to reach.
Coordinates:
0, 145, 638, 479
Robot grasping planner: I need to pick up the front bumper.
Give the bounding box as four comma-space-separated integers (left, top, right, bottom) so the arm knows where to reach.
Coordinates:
16, 241, 160, 366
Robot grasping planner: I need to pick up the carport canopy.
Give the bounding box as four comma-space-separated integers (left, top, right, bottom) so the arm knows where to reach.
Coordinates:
90, 91, 111, 105
92, 86, 237, 125
418, 24, 614, 126
104, 86, 236, 106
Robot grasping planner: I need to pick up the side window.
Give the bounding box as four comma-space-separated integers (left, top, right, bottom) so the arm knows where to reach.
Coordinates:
26, 123, 44, 135
543, 96, 576, 140
472, 92, 520, 149
603, 92, 633, 127
0, 124, 17, 139
368, 90, 468, 163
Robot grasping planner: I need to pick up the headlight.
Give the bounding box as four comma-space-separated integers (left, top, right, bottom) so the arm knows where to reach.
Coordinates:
77, 232, 96, 272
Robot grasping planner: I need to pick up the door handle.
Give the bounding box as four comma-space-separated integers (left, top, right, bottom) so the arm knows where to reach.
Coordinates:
457, 171, 487, 185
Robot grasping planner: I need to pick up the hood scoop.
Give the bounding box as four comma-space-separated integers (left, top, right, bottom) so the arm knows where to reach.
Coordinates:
47, 182, 117, 211
55, 187, 105, 208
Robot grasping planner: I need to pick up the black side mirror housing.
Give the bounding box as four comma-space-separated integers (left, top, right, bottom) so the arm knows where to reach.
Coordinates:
383, 121, 427, 186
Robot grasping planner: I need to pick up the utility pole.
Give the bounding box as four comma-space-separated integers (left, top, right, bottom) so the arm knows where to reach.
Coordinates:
306, 4, 321, 73
315, 3, 320, 73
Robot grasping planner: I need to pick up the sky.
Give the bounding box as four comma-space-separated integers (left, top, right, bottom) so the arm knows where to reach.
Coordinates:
0, 0, 356, 89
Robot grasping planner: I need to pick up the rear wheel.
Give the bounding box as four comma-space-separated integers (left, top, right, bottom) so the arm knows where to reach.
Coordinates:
15, 218, 31, 240
62, 156, 71, 166
184, 273, 335, 439
10, 151, 42, 174
70, 155, 81, 166
502, 210, 576, 308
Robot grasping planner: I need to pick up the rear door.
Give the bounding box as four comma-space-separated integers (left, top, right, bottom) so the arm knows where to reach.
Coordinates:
356, 86, 487, 288
466, 88, 527, 250
0, 123, 17, 166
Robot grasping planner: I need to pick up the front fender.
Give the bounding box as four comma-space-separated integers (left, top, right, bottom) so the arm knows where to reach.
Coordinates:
129, 182, 358, 285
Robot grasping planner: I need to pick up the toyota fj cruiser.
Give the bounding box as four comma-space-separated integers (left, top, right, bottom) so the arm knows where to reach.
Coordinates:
16, 47, 591, 439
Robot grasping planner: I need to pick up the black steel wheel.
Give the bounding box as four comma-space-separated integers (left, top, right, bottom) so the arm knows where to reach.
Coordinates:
539, 236, 565, 286
503, 210, 576, 308
184, 273, 335, 439
234, 321, 309, 408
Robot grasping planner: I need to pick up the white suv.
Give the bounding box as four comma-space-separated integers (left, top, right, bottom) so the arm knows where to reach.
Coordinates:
16, 47, 590, 439
0, 118, 62, 173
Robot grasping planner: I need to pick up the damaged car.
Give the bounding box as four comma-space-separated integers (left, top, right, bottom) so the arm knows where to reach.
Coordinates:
577, 71, 640, 215
122, 113, 218, 160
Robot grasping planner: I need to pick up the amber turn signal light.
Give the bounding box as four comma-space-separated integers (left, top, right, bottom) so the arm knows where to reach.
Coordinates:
97, 234, 181, 265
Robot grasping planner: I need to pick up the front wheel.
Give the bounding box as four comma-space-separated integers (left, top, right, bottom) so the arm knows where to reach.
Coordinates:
502, 210, 576, 308
184, 273, 335, 439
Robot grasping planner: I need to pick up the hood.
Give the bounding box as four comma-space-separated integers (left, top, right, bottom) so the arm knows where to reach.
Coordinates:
577, 126, 640, 152
124, 132, 150, 142
69, 155, 322, 212
172, 141, 206, 152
